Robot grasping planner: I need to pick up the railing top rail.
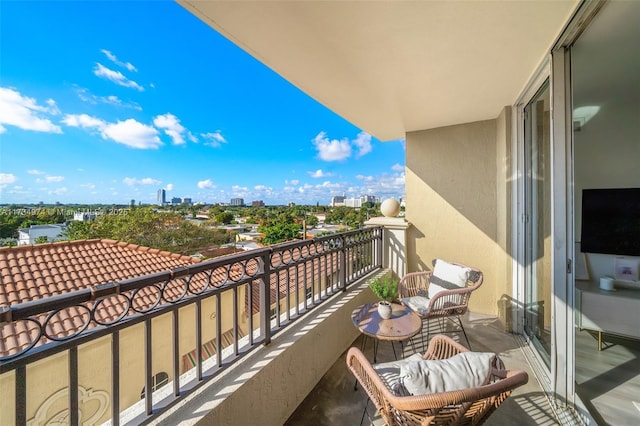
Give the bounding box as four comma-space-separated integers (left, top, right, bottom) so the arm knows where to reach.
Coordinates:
0, 226, 382, 363
1, 228, 382, 323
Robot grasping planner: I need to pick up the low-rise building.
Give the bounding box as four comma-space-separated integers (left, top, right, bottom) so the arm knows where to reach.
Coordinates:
17, 224, 66, 245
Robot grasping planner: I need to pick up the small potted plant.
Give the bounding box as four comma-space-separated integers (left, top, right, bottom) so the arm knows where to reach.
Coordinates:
369, 275, 399, 319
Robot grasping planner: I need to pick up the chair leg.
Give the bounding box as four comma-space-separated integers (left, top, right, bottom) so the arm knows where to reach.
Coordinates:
457, 316, 472, 350
424, 320, 430, 353
360, 397, 370, 426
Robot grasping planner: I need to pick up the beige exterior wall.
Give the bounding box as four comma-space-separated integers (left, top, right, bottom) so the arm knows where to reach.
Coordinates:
406, 112, 514, 323
495, 107, 516, 330
0, 288, 249, 425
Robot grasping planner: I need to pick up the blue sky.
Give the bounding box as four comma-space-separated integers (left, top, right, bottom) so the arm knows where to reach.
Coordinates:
0, 1, 405, 206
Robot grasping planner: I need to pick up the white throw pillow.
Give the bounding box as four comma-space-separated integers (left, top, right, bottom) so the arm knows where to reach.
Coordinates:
373, 353, 424, 395
428, 259, 472, 299
398, 352, 496, 395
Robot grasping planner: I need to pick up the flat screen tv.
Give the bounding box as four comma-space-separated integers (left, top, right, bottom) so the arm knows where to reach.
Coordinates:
581, 188, 640, 256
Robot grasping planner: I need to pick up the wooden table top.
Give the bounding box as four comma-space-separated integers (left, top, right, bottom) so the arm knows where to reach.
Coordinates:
351, 303, 422, 342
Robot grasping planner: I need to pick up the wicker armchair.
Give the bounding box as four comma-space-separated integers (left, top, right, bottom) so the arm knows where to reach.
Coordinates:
398, 260, 483, 349
346, 335, 528, 426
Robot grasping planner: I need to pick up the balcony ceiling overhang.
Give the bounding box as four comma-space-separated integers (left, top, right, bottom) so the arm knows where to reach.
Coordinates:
178, 1, 578, 141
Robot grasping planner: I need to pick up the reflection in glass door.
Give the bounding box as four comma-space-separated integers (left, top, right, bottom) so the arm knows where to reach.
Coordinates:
524, 80, 552, 367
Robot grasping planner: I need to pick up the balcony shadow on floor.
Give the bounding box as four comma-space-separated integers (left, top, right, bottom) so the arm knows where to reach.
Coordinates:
286, 311, 559, 425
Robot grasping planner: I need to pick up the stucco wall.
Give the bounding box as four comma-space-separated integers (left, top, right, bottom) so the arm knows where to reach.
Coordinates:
406, 116, 513, 320
0, 288, 249, 425
495, 107, 515, 329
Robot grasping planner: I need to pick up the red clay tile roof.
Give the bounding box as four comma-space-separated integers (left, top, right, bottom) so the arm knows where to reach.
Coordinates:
0, 239, 199, 306
0, 239, 200, 358
247, 243, 343, 316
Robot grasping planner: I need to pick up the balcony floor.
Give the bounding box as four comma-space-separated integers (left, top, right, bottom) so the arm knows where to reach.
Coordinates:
285, 311, 560, 425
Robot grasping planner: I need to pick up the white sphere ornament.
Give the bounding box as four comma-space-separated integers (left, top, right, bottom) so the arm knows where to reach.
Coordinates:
380, 198, 400, 217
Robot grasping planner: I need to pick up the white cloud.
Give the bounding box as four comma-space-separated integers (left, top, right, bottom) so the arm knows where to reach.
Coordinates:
0, 173, 17, 185
198, 179, 216, 189
48, 187, 68, 196
62, 113, 106, 129
140, 177, 160, 185
232, 185, 249, 192
80, 183, 96, 190
27, 169, 45, 175
318, 181, 341, 189
75, 87, 142, 110
0, 87, 63, 133
45, 176, 64, 183
123, 177, 161, 186
154, 113, 187, 145
312, 131, 351, 161
356, 175, 374, 182
64, 114, 162, 150
165, 183, 174, 191
353, 132, 372, 158
201, 131, 227, 148
94, 63, 143, 91
391, 163, 404, 172
103, 119, 161, 149
45, 99, 61, 116
101, 49, 138, 72
308, 169, 333, 178
285, 179, 299, 186
254, 185, 273, 193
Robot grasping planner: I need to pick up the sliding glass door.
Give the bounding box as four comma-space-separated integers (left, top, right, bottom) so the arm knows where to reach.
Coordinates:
523, 80, 552, 367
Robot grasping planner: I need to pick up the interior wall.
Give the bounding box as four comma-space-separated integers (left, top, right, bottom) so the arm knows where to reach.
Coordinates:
572, 0, 640, 288
406, 118, 511, 317
574, 100, 640, 286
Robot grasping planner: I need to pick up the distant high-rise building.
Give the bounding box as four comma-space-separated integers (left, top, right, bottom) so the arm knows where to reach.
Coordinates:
252, 200, 265, 207
342, 194, 378, 208
345, 197, 361, 208
360, 195, 377, 204
183, 198, 193, 206
157, 189, 166, 206
171, 197, 181, 205
330, 195, 346, 207
230, 198, 245, 206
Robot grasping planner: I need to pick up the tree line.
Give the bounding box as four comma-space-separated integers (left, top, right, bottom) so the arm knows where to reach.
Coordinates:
1, 202, 385, 251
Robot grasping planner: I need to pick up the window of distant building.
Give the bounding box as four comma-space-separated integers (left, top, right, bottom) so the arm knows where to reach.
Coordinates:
140, 372, 169, 399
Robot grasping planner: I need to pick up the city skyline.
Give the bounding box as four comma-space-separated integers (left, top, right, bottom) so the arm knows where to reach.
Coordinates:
0, 1, 405, 206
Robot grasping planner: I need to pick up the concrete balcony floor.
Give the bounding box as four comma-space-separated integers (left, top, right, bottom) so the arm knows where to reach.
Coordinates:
285, 311, 560, 426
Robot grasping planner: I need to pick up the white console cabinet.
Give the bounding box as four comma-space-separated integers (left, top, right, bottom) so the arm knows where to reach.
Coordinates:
576, 281, 640, 350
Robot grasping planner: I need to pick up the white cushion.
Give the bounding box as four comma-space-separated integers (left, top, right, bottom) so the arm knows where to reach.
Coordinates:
398, 352, 496, 395
401, 295, 430, 316
428, 259, 472, 299
373, 353, 423, 395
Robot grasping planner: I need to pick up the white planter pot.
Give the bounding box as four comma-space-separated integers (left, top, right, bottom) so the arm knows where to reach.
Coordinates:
377, 301, 392, 319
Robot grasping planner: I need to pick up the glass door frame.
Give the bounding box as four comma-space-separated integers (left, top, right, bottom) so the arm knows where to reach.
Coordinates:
512, 1, 607, 419
523, 78, 552, 368
513, 41, 575, 412
513, 57, 555, 390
